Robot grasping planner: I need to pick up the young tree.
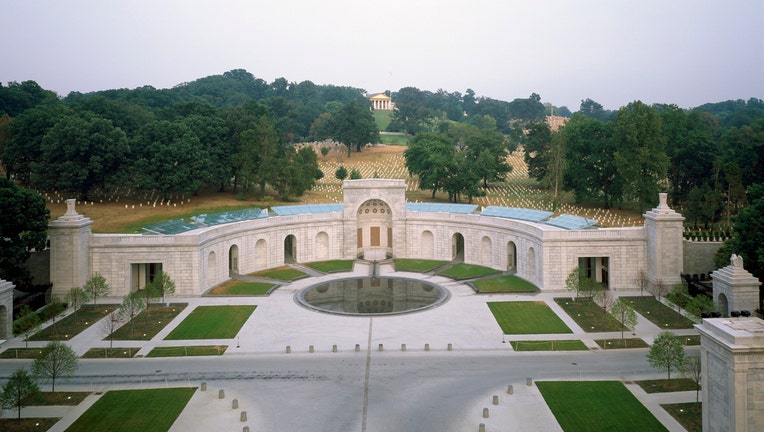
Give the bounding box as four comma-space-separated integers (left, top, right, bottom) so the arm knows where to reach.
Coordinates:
83, 272, 110, 305
565, 267, 596, 300
0, 368, 40, 423
12, 306, 41, 348
593, 287, 615, 315
349, 168, 362, 180
666, 283, 690, 313
118, 292, 145, 336
100, 311, 121, 349
647, 279, 669, 302
682, 355, 702, 403
148, 271, 176, 305
31, 341, 79, 392
610, 298, 638, 341
65, 287, 89, 322
647, 332, 686, 382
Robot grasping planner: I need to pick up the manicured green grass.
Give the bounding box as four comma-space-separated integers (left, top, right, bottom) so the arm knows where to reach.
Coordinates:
438, 263, 501, 280
165, 305, 256, 340
0, 418, 59, 432
394, 259, 448, 272
636, 378, 698, 393
510, 340, 588, 351
595, 338, 649, 349
146, 345, 228, 357
304, 260, 355, 273
205, 280, 275, 296
81, 347, 138, 358
373, 110, 393, 131
379, 134, 409, 145
682, 335, 701, 346
555, 297, 623, 332
27, 391, 90, 405
65, 388, 196, 432
487, 301, 572, 334
473, 275, 538, 293
662, 402, 701, 432
30, 306, 117, 341
110, 304, 187, 341
621, 296, 695, 329
0, 347, 50, 359
537, 381, 668, 432
248, 266, 306, 281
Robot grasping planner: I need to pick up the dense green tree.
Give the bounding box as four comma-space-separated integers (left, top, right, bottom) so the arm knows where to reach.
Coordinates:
0, 368, 40, 423
404, 133, 455, 198
335, 166, 348, 181
524, 122, 552, 182
32, 341, 79, 392
613, 101, 669, 212
507, 93, 545, 124
133, 120, 210, 198
0, 178, 49, 287
331, 100, 379, 157
179, 114, 231, 192
271, 147, 322, 200
31, 110, 129, 199
0, 80, 58, 117
389, 87, 436, 134
82, 273, 110, 305
2, 105, 64, 183
647, 332, 686, 382
349, 168, 362, 180
686, 295, 716, 320
562, 113, 621, 207
578, 98, 612, 121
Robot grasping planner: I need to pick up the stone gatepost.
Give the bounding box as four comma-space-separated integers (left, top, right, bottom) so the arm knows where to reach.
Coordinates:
48, 199, 93, 298
712, 255, 761, 317
644, 193, 684, 290
696, 318, 764, 431
0, 279, 14, 339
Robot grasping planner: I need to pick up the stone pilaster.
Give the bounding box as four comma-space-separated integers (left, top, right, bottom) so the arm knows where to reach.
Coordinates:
644, 193, 684, 289
48, 199, 92, 298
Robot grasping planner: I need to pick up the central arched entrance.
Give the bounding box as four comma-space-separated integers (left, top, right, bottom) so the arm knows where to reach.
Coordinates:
356, 199, 392, 260
284, 235, 296, 263
452, 233, 464, 262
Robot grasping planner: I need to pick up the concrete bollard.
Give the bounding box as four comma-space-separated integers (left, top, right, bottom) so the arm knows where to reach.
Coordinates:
401, 343, 406, 352
232, 399, 239, 409
286, 346, 291, 353
507, 384, 513, 394
527, 377, 533, 386
447, 343, 453, 351
240, 411, 247, 422
482, 407, 489, 418
425, 343, 430, 351
200, 382, 207, 391
492, 395, 499, 405
309, 345, 314, 353
355, 344, 360, 352
379, 344, 384, 352
479, 423, 485, 432
333, 344, 338, 353
219, 389, 225, 399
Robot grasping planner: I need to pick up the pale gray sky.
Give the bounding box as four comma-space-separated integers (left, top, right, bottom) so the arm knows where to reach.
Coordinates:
3, 0, 762, 110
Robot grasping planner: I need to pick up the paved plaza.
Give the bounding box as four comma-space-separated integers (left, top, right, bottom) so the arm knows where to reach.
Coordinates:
1, 262, 700, 431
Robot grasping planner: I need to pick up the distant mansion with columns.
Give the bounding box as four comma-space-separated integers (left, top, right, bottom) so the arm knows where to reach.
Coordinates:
368, 93, 395, 111
46, 179, 688, 301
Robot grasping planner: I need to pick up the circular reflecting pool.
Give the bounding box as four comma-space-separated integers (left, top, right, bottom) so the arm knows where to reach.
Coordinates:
297, 277, 449, 316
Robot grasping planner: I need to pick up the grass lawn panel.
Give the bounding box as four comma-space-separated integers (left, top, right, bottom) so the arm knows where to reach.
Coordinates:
110, 304, 187, 341
537, 381, 668, 432
0, 347, 50, 359
206, 280, 275, 296
595, 338, 650, 349
27, 391, 91, 405
473, 275, 538, 293
147, 345, 227, 357
487, 301, 572, 334
438, 263, 501, 280
554, 297, 623, 332
81, 347, 139, 358
30, 305, 117, 341
248, 266, 306, 281
393, 259, 448, 273
509, 340, 588, 351
621, 296, 695, 329
305, 260, 355, 273
636, 378, 698, 393
662, 402, 702, 432
0, 418, 59, 432
165, 305, 256, 340
65, 387, 196, 432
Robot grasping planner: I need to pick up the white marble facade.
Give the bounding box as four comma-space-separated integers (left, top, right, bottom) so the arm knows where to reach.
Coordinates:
49, 180, 684, 298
